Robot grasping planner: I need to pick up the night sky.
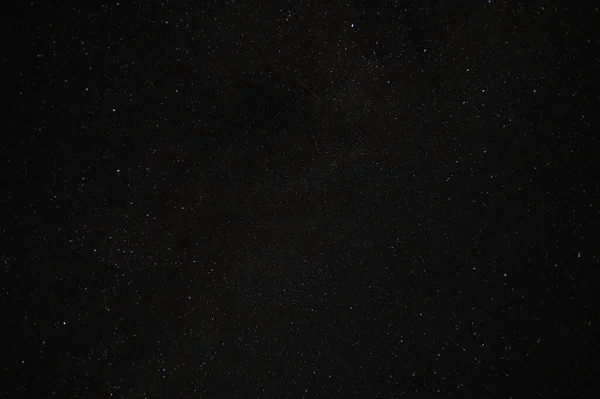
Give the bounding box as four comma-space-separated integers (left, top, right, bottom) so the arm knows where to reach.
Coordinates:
2, 1, 598, 397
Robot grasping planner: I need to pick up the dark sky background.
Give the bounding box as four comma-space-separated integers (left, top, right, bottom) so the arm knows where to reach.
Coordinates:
1, 1, 598, 397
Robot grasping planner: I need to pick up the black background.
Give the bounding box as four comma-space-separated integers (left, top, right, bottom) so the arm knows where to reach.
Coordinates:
1, 1, 598, 397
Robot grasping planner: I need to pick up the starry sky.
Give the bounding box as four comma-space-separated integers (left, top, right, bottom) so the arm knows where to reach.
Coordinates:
1, 1, 598, 397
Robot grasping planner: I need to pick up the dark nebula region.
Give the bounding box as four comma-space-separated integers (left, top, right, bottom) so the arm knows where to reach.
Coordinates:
1, 1, 598, 397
